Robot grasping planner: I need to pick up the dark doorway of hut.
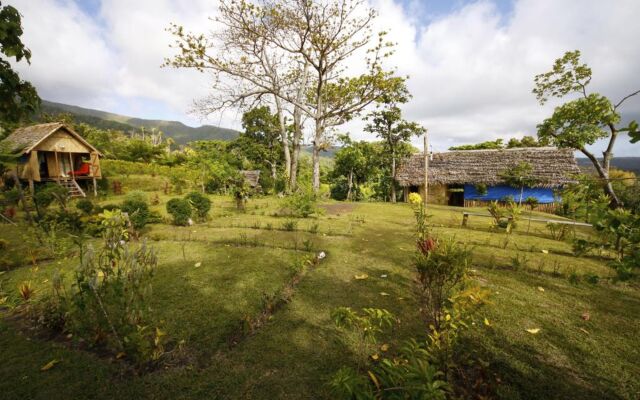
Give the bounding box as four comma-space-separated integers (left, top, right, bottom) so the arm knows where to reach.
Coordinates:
447, 185, 464, 207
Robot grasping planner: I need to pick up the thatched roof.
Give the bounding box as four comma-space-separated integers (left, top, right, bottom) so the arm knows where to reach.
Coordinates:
0, 122, 101, 155
396, 147, 580, 188
240, 170, 261, 188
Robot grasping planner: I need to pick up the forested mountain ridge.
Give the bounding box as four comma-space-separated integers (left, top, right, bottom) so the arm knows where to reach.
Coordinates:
38, 100, 240, 144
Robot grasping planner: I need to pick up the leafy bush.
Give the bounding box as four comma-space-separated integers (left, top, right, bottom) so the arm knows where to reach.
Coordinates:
34, 183, 70, 211
185, 191, 211, 221
415, 237, 471, 329
331, 307, 394, 366
121, 199, 150, 230
43, 210, 164, 366
166, 198, 192, 226
282, 190, 319, 218
39, 209, 84, 233
125, 190, 148, 204
75, 198, 94, 215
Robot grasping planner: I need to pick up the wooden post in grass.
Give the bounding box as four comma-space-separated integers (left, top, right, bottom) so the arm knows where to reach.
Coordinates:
423, 130, 429, 208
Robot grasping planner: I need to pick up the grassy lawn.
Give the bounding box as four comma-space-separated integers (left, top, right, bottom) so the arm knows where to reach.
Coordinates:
0, 196, 638, 399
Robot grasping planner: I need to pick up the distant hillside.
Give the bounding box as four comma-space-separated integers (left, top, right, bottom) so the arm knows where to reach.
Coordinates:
39, 100, 240, 145
577, 157, 640, 174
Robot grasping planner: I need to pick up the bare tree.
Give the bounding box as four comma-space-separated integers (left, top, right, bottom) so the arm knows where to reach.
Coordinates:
166, 0, 405, 193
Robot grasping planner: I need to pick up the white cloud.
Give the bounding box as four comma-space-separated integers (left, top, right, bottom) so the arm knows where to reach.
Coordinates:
7, 0, 640, 155
364, 0, 640, 155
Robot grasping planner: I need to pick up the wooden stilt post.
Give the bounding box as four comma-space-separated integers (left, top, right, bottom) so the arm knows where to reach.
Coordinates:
93, 177, 97, 197
54, 151, 60, 182
423, 130, 429, 208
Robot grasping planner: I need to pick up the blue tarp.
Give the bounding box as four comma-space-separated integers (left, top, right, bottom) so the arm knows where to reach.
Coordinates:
464, 184, 557, 204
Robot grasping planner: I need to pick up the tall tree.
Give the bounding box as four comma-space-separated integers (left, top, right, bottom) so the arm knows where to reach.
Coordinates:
364, 99, 424, 202
534, 50, 639, 208
166, 0, 301, 191
0, 2, 40, 134
167, 0, 405, 193
333, 135, 379, 201
234, 106, 283, 181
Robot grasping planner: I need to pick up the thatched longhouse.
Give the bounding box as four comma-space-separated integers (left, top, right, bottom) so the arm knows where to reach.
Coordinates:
0, 123, 102, 196
395, 147, 580, 207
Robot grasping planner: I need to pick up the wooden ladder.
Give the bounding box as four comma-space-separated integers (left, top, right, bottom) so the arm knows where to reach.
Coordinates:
58, 178, 86, 198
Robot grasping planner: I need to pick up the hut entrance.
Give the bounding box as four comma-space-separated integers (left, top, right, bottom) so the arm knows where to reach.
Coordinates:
447, 185, 465, 207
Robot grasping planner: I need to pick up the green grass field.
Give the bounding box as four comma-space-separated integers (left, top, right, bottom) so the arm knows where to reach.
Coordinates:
0, 196, 638, 399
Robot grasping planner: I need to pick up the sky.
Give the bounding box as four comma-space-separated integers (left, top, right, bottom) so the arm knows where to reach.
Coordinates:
8, 0, 640, 156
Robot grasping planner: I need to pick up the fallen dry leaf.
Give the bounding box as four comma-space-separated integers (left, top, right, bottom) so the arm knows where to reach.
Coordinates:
525, 328, 541, 334
40, 359, 60, 371
537, 286, 545, 292
484, 317, 491, 327
379, 292, 390, 296
579, 328, 590, 334
194, 262, 202, 268
380, 344, 389, 352
581, 312, 590, 321
354, 274, 369, 280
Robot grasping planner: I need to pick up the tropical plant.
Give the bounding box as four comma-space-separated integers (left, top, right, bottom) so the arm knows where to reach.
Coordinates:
331, 307, 395, 367
415, 237, 471, 330
44, 210, 163, 365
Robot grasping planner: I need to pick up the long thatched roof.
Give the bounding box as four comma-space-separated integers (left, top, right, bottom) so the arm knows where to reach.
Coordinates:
0, 122, 101, 155
396, 147, 580, 188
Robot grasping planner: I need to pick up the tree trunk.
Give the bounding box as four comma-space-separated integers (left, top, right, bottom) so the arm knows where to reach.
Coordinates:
312, 113, 324, 194
312, 138, 321, 193
290, 106, 302, 191
519, 186, 524, 205
391, 153, 397, 203
580, 147, 621, 208
290, 63, 308, 192
603, 124, 618, 173
271, 161, 277, 181
274, 96, 291, 191
290, 136, 301, 191
347, 169, 354, 201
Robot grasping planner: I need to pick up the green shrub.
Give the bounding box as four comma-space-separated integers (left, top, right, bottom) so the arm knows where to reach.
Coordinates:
43, 210, 164, 366
34, 183, 69, 211
166, 198, 192, 226
282, 219, 297, 231
415, 237, 471, 330
282, 190, 319, 218
185, 191, 211, 221
40, 210, 84, 233
75, 198, 94, 215
121, 199, 150, 230
125, 190, 148, 204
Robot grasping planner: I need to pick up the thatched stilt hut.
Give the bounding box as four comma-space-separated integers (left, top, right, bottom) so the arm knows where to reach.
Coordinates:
0, 123, 103, 197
